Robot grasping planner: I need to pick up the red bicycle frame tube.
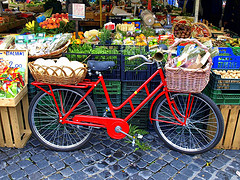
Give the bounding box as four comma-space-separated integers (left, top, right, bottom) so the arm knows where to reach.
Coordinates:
31, 68, 192, 127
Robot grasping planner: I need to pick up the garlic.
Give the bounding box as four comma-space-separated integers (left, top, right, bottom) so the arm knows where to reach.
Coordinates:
62, 67, 74, 76
45, 60, 56, 75
70, 61, 85, 76
56, 57, 70, 67
34, 58, 45, 66
34, 58, 46, 73
55, 57, 70, 76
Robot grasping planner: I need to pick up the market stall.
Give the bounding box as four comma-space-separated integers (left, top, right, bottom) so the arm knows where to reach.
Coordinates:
0, 1, 240, 149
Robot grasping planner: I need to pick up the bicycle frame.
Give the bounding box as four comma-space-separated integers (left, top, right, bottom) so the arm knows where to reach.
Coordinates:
32, 67, 194, 138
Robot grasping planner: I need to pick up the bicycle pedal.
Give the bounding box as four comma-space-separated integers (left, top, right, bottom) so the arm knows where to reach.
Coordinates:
132, 136, 136, 147
115, 126, 136, 146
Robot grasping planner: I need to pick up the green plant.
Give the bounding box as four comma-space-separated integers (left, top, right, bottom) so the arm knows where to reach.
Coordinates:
125, 125, 151, 151
141, 26, 155, 37
99, 28, 112, 45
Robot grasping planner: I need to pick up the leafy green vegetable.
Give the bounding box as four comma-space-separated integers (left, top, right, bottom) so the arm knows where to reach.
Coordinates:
67, 44, 120, 63
99, 28, 112, 45
122, 46, 149, 71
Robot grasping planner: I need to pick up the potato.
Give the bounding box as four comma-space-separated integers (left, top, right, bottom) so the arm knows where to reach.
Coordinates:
214, 70, 240, 79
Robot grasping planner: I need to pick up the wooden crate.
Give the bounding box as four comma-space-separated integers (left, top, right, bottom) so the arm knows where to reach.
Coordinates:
0, 86, 31, 148
25, 5, 44, 13
0, 49, 31, 148
215, 105, 240, 149
85, 12, 94, 19
93, 13, 108, 21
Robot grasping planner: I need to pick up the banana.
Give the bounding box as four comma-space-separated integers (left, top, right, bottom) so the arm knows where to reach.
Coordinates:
25, 21, 35, 30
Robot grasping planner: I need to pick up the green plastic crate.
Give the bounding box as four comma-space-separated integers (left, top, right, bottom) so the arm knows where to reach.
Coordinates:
95, 106, 122, 118
210, 70, 240, 90
122, 82, 150, 105
93, 94, 121, 105
93, 81, 121, 95
93, 93, 122, 118
203, 84, 240, 105
122, 107, 149, 129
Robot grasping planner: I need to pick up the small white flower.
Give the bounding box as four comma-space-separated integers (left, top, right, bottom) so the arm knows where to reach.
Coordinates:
137, 134, 143, 139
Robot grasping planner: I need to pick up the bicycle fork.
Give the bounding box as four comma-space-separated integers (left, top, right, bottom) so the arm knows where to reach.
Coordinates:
150, 89, 195, 126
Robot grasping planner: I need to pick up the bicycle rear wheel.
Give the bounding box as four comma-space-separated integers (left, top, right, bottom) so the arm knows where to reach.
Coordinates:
152, 93, 224, 154
28, 87, 97, 151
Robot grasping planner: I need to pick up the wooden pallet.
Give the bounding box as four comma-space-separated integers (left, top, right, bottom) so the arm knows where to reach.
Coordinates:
215, 105, 240, 149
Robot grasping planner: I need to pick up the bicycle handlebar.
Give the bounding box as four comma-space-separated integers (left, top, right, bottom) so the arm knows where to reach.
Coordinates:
128, 55, 152, 62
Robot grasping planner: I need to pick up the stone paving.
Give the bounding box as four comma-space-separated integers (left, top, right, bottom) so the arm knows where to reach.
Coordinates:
1, 129, 240, 180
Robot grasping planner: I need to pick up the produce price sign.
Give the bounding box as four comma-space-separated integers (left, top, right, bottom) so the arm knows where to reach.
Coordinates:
0, 50, 28, 98
72, 3, 85, 19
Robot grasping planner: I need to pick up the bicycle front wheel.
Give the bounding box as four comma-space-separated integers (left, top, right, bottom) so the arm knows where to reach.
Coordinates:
28, 87, 97, 151
152, 93, 224, 154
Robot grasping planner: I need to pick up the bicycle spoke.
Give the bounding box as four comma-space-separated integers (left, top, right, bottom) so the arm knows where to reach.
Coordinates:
30, 88, 96, 151
153, 93, 223, 154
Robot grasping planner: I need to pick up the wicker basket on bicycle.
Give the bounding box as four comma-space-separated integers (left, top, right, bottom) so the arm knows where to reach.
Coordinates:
165, 39, 212, 93
28, 60, 88, 85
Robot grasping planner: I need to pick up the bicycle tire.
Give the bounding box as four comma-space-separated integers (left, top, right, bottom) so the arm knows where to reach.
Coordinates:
152, 93, 224, 155
28, 87, 97, 151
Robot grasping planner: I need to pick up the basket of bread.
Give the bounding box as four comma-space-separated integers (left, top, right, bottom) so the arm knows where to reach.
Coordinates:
28, 57, 87, 85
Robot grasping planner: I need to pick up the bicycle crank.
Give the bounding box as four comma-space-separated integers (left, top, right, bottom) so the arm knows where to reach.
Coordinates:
71, 115, 129, 139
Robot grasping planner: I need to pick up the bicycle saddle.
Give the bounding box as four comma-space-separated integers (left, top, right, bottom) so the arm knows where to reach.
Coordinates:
87, 60, 115, 71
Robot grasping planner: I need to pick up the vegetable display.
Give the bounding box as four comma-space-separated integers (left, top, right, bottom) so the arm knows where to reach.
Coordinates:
212, 40, 227, 47
192, 23, 211, 38
39, 13, 69, 29
213, 70, 240, 79
67, 43, 120, 63
173, 21, 192, 38
228, 38, 240, 47
7, 33, 72, 57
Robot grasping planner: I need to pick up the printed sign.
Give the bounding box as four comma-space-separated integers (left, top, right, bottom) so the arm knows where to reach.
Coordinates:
0, 50, 28, 98
72, 3, 85, 19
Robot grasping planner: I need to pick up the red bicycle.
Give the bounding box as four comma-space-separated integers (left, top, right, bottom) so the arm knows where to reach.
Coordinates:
28, 54, 224, 154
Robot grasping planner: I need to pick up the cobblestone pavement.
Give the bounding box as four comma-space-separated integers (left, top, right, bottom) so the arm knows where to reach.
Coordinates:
1, 129, 240, 180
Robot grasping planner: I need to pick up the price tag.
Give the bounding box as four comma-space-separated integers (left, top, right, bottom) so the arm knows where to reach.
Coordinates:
72, 3, 85, 19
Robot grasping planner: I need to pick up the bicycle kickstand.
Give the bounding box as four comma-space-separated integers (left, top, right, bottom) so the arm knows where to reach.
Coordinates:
115, 126, 136, 146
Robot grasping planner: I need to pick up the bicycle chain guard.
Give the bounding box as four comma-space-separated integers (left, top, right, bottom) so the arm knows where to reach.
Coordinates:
107, 121, 129, 139
72, 115, 129, 139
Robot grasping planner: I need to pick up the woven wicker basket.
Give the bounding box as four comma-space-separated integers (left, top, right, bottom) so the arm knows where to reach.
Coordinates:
172, 19, 192, 38
192, 22, 212, 38
28, 40, 71, 59
165, 39, 212, 93
28, 61, 87, 85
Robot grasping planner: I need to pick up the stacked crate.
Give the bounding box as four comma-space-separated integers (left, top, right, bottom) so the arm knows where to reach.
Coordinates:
121, 82, 150, 129
121, 46, 154, 128
93, 81, 122, 118
203, 47, 240, 149
203, 47, 240, 105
